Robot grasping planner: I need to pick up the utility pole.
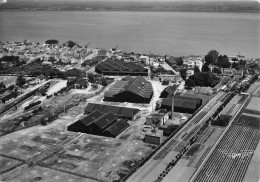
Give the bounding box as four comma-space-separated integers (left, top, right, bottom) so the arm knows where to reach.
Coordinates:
171, 96, 174, 119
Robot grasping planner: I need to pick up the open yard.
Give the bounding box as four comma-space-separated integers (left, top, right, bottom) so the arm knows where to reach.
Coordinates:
0, 106, 157, 182
0, 156, 22, 174
0, 76, 17, 86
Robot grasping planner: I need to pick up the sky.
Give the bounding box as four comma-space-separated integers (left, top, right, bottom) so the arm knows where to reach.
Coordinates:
2, 0, 259, 2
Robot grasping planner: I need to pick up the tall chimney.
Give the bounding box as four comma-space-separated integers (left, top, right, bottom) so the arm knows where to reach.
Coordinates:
171, 96, 174, 119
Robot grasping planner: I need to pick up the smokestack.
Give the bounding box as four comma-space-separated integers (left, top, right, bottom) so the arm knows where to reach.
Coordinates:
171, 96, 174, 119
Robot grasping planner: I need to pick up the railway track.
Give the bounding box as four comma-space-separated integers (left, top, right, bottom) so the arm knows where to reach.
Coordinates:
126, 91, 227, 182
0, 133, 84, 181
190, 94, 251, 182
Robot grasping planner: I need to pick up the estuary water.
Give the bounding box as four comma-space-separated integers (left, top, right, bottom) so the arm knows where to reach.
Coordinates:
0, 11, 259, 58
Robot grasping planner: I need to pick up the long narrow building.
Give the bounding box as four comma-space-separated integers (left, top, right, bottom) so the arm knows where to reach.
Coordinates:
95, 58, 148, 76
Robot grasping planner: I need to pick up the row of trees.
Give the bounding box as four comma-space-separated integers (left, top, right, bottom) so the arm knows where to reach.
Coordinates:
185, 72, 220, 88
45, 39, 78, 48
204, 50, 248, 73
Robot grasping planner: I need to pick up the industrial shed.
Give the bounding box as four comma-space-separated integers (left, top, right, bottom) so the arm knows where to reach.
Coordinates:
160, 84, 179, 98
161, 96, 202, 114
84, 103, 140, 120
104, 76, 153, 103
67, 110, 103, 133
102, 119, 129, 138
90, 112, 118, 134
67, 110, 129, 138
95, 58, 148, 76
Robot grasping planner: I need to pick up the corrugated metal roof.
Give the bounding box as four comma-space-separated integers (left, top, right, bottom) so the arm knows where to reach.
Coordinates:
85, 103, 140, 118
93, 112, 117, 130
102, 119, 129, 137
161, 96, 202, 110
80, 110, 104, 126
96, 58, 148, 73
104, 76, 153, 100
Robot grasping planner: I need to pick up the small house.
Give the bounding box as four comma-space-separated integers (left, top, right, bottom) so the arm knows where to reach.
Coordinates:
35, 75, 46, 84
144, 128, 163, 145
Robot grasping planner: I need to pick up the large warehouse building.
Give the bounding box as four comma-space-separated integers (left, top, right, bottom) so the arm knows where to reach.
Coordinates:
160, 95, 202, 114
95, 58, 148, 76
104, 76, 153, 103
68, 110, 129, 138
84, 103, 141, 121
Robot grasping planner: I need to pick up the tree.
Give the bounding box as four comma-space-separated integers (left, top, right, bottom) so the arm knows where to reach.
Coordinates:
193, 65, 200, 74
217, 55, 231, 72
202, 63, 210, 72
175, 57, 183, 66
100, 77, 108, 86
66, 40, 76, 48
150, 72, 155, 80
45, 39, 59, 44
239, 59, 246, 66
231, 62, 239, 70
88, 73, 96, 83
232, 58, 238, 62
213, 67, 222, 74
185, 79, 195, 88
48, 57, 57, 63
49, 70, 57, 78
0, 82, 6, 89
16, 75, 26, 87
205, 50, 219, 65
186, 72, 220, 87
179, 69, 187, 81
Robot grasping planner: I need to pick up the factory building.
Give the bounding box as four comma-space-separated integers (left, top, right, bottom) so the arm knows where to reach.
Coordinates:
160, 96, 202, 114
146, 110, 169, 127
95, 58, 148, 76
144, 128, 164, 145
160, 84, 179, 98
67, 110, 129, 138
84, 103, 140, 121
104, 76, 153, 104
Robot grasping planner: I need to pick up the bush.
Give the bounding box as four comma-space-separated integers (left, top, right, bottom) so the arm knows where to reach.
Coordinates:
45, 39, 59, 44
211, 114, 232, 127
16, 75, 26, 87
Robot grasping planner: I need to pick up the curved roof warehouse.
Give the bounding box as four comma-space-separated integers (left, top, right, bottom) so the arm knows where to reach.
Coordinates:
104, 76, 153, 103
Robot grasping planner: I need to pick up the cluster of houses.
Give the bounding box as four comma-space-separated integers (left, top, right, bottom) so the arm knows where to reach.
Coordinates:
0, 40, 99, 72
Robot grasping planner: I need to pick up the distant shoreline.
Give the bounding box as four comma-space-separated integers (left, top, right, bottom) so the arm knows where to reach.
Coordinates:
0, 1, 259, 14
0, 9, 259, 13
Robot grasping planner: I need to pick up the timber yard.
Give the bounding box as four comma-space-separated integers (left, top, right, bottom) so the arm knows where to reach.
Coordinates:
0, 40, 260, 182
